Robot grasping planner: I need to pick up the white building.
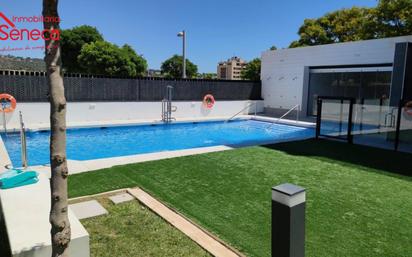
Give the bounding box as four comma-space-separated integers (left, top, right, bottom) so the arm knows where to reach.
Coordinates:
261, 36, 412, 117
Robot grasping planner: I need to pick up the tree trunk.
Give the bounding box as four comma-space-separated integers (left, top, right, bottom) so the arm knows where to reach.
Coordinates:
43, 1, 71, 257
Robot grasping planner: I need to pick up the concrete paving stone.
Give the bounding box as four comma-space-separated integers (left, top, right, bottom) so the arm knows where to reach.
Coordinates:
70, 200, 108, 220
109, 193, 135, 204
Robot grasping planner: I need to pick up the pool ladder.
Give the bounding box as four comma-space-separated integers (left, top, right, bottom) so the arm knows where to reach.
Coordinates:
161, 85, 177, 123
384, 107, 397, 128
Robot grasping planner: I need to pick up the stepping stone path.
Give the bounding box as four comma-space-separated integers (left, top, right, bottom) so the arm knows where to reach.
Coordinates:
109, 192, 135, 204
70, 200, 108, 220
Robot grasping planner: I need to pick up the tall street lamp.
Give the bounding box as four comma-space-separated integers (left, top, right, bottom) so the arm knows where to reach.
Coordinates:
177, 30, 186, 79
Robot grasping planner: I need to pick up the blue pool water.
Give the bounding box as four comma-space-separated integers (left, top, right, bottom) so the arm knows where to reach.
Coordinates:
320, 120, 379, 135
1, 119, 314, 167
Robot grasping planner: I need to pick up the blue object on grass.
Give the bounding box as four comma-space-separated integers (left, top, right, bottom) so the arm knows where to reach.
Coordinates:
0, 170, 39, 189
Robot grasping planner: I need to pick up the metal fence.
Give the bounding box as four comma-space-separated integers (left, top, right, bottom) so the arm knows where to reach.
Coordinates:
0, 71, 261, 102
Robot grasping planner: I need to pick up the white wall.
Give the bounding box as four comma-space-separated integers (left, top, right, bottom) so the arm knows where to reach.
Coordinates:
1, 100, 264, 130
261, 36, 412, 113
0, 173, 89, 257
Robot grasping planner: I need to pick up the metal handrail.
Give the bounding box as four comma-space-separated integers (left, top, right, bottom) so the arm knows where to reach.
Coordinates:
266, 104, 300, 129
226, 101, 257, 122
19, 111, 28, 168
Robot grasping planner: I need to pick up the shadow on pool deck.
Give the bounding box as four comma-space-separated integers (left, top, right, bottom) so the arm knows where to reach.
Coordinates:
0, 199, 12, 257
263, 139, 411, 178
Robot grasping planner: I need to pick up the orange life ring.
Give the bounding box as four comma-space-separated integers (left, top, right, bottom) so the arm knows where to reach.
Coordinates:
405, 101, 412, 116
203, 94, 215, 109
0, 94, 17, 113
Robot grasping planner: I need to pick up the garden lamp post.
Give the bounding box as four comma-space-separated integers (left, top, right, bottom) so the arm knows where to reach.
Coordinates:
177, 30, 186, 79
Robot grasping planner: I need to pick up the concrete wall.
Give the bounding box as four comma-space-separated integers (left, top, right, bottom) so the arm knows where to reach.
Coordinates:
261, 36, 412, 115
0, 173, 89, 257
1, 100, 264, 130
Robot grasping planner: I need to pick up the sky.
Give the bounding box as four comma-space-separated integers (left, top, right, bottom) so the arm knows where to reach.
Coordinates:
1, 0, 378, 73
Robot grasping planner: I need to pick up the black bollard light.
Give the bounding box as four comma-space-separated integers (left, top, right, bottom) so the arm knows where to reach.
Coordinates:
272, 183, 306, 257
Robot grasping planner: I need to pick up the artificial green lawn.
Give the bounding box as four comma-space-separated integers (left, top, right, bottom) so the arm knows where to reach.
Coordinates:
79, 196, 210, 257
69, 139, 412, 257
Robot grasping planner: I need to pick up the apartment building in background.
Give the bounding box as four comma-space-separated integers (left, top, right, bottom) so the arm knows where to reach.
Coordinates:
217, 56, 247, 80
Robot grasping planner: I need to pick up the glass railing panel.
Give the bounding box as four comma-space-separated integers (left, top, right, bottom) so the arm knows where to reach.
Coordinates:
398, 102, 412, 153
319, 99, 351, 139
352, 102, 397, 150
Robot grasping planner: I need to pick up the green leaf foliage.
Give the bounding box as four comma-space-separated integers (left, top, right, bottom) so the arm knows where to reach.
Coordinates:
375, 0, 412, 37
78, 41, 147, 77
60, 25, 104, 72
290, 0, 412, 48
241, 58, 261, 81
121, 44, 148, 76
197, 73, 217, 79
161, 55, 198, 79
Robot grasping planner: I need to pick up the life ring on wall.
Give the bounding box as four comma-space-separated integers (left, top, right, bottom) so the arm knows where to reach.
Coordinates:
404, 101, 412, 116
0, 94, 17, 113
203, 94, 215, 109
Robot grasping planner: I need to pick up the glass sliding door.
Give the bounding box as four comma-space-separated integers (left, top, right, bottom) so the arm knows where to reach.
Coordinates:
308, 67, 392, 116
307, 72, 338, 116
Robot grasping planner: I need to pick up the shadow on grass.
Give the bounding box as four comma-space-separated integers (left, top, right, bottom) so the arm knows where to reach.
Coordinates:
263, 139, 411, 178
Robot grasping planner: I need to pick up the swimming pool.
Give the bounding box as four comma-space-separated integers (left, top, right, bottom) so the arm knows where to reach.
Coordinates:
1, 119, 314, 167
319, 120, 380, 136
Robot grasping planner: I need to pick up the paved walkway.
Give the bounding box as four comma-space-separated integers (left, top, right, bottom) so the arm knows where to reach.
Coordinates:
127, 188, 243, 257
